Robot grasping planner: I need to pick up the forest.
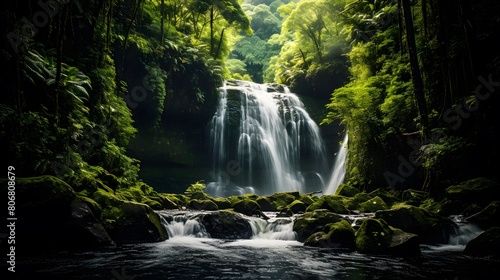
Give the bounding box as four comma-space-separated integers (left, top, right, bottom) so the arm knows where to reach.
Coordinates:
2, 0, 499, 194
1, 0, 500, 277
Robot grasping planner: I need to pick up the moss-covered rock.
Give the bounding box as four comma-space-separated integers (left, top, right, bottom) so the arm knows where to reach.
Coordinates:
287, 200, 307, 214
344, 192, 372, 210
105, 201, 167, 243
304, 220, 355, 250
189, 199, 219, 211
78, 195, 103, 219
293, 209, 347, 242
211, 197, 232, 209
141, 197, 164, 210
375, 205, 457, 244
463, 227, 500, 259
65, 197, 115, 248
269, 192, 299, 209
419, 198, 442, 214
298, 194, 316, 206
355, 218, 393, 254
337, 184, 360, 197
402, 189, 430, 206
446, 178, 500, 202
198, 210, 253, 239
467, 201, 500, 229
256, 196, 278, 211
233, 199, 261, 216
305, 195, 349, 214
368, 188, 401, 207
358, 196, 388, 212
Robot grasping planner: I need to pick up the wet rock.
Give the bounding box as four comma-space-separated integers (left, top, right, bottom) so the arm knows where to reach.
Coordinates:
233, 199, 261, 216
287, 200, 307, 214
463, 227, 500, 259
304, 220, 355, 250
189, 199, 219, 211
337, 184, 360, 197
106, 201, 168, 243
198, 210, 253, 239
467, 201, 500, 229
375, 205, 457, 244
358, 196, 388, 212
355, 218, 420, 256
293, 209, 347, 242
305, 195, 349, 214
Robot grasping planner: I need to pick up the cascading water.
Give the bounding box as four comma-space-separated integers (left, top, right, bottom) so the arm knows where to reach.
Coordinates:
323, 133, 348, 195
207, 80, 328, 196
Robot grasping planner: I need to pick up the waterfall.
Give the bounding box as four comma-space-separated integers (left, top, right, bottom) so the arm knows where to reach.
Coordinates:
324, 133, 348, 195
247, 217, 297, 240
161, 213, 210, 238
207, 80, 328, 196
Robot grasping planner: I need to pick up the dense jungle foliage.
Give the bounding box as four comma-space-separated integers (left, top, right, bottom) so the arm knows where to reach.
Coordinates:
1, 0, 499, 197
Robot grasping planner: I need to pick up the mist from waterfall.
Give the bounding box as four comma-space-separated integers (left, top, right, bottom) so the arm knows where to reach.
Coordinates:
207, 80, 343, 197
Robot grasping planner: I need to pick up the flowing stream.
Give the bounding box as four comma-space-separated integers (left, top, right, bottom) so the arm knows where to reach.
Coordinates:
15, 211, 498, 279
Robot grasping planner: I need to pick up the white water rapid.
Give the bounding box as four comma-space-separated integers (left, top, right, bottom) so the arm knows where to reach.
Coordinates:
207, 80, 329, 196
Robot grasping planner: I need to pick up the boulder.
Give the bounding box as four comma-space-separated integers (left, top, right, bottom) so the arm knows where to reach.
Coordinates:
463, 227, 500, 259
358, 196, 388, 212
466, 201, 500, 229
211, 197, 232, 209
256, 196, 277, 211
305, 195, 349, 214
375, 205, 458, 244
198, 210, 253, 239
355, 218, 420, 256
304, 220, 355, 250
189, 199, 219, 211
65, 197, 115, 248
368, 188, 401, 207
337, 184, 360, 197
233, 199, 261, 216
293, 209, 347, 242
442, 178, 500, 215
105, 201, 168, 243
287, 200, 307, 214
344, 192, 372, 210
401, 189, 430, 206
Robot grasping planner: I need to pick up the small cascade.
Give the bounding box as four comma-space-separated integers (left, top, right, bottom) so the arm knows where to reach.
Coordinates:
247, 216, 297, 240
448, 215, 483, 246
208, 80, 328, 196
160, 213, 209, 238
324, 133, 348, 194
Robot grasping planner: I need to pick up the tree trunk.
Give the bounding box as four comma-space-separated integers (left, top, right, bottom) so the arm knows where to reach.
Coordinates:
401, 0, 428, 134
160, 0, 165, 42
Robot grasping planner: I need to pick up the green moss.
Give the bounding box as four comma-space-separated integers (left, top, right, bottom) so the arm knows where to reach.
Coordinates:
189, 199, 219, 210
13, 176, 76, 209
368, 188, 400, 207
299, 195, 316, 205
211, 197, 232, 209
358, 196, 388, 212
77, 195, 103, 219
305, 195, 349, 214
446, 177, 500, 203
337, 184, 360, 197
293, 209, 347, 242
269, 192, 299, 208
420, 198, 442, 214
344, 192, 372, 210
256, 196, 277, 211
226, 195, 242, 205
92, 188, 123, 208
233, 199, 261, 216
355, 218, 393, 254
287, 200, 307, 214
141, 197, 163, 210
